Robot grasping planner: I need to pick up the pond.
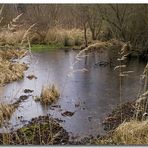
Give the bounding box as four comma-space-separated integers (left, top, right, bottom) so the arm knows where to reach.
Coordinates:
0, 49, 146, 140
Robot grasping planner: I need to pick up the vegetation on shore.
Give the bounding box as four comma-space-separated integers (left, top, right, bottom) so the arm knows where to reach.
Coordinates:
0, 116, 69, 145
93, 56, 148, 145
0, 103, 15, 126
31, 43, 68, 51
0, 95, 29, 127
0, 49, 28, 86
0, 4, 148, 146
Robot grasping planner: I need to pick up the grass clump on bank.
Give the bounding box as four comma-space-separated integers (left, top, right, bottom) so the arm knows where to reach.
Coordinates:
0, 49, 28, 86
95, 120, 148, 145
0, 59, 28, 85
0, 103, 15, 126
0, 29, 26, 46
94, 108, 148, 145
0, 95, 29, 127
36, 84, 60, 105
0, 49, 27, 60
113, 120, 148, 144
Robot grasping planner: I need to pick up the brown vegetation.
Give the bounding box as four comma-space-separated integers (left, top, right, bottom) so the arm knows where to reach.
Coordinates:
0, 94, 29, 126
36, 84, 60, 105
94, 46, 148, 145
0, 49, 27, 60
44, 28, 92, 46
0, 29, 25, 46
0, 59, 28, 85
0, 103, 15, 126
0, 49, 28, 86
113, 120, 148, 144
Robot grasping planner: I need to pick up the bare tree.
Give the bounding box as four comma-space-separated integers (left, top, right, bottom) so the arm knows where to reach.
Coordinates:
87, 5, 102, 40
72, 5, 89, 47
99, 4, 129, 41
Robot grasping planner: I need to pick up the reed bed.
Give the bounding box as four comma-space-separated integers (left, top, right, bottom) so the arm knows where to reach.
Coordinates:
0, 29, 26, 46
44, 28, 92, 46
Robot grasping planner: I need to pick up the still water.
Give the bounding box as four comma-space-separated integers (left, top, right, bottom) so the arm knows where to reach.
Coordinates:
0, 49, 146, 140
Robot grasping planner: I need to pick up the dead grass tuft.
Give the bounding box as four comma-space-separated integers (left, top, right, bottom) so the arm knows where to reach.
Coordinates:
0, 49, 27, 60
94, 120, 148, 145
36, 84, 60, 105
0, 59, 28, 85
0, 48, 28, 86
113, 120, 148, 144
0, 29, 25, 46
0, 103, 15, 126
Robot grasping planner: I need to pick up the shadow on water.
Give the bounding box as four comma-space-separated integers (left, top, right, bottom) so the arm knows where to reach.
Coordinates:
0, 49, 146, 140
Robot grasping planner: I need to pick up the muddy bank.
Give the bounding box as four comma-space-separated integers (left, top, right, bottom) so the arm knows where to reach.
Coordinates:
0, 114, 96, 145
102, 101, 136, 131
0, 115, 69, 145
89, 101, 136, 145
90, 101, 136, 145
91, 99, 147, 145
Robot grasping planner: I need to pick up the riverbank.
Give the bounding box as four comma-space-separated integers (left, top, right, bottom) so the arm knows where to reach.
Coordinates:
0, 99, 146, 145
92, 99, 148, 145
0, 115, 69, 145
0, 49, 28, 86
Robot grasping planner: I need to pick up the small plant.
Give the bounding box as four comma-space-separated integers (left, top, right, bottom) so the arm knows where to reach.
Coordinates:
36, 84, 60, 105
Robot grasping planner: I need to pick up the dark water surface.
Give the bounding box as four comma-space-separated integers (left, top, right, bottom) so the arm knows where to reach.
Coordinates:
0, 49, 146, 140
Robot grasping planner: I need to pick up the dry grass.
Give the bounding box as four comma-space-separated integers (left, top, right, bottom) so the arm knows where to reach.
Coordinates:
44, 27, 92, 46
0, 48, 28, 86
36, 84, 60, 105
0, 59, 27, 85
0, 49, 27, 60
0, 26, 92, 46
0, 29, 26, 46
76, 39, 124, 58
94, 120, 148, 145
112, 120, 148, 144
71, 39, 124, 71
0, 103, 15, 126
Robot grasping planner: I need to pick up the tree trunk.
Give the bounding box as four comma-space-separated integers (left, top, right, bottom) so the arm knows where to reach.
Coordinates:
84, 23, 88, 47
91, 29, 97, 40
